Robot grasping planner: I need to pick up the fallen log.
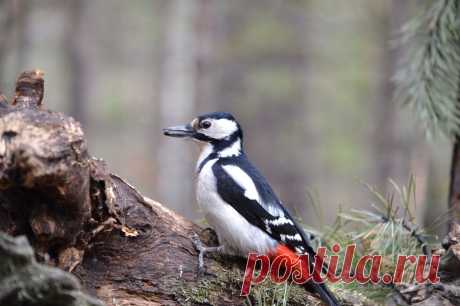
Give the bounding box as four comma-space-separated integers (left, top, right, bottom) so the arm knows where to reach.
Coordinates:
0, 70, 322, 306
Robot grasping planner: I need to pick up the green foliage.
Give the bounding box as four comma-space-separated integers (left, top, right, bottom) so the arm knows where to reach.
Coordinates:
395, 0, 460, 138
324, 177, 438, 303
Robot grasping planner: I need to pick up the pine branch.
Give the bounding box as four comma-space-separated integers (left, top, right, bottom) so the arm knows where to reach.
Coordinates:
394, 0, 460, 138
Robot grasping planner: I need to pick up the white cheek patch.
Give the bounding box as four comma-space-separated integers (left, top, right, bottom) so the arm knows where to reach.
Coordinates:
200, 118, 238, 139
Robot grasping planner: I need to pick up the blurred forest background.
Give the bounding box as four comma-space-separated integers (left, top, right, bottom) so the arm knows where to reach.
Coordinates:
0, 0, 450, 238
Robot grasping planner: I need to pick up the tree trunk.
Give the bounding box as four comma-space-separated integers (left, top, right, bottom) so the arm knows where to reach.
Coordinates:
195, 0, 219, 114
372, 0, 409, 192
65, 0, 89, 128
157, 0, 197, 219
448, 137, 460, 233
0, 1, 15, 87
447, 53, 460, 234
14, 0, 31, 72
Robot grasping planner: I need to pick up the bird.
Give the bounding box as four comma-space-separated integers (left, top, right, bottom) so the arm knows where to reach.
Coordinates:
163, 112, 340, 306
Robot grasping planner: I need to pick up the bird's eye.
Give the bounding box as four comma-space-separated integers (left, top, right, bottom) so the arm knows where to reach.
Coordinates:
200, 121, 211, 129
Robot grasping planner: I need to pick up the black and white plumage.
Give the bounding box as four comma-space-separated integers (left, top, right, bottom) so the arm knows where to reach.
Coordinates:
163, 112, 339, 306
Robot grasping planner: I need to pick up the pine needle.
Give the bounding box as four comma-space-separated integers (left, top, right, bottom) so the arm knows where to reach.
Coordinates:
395, 0, 460, 138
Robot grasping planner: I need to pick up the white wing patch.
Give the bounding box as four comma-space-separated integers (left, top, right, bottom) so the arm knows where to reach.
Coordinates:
265, 204, 284, 217
281, 233, 302, 241
266, 216, 294, 226
295, 246, 305, 253
222, 165, 260, 201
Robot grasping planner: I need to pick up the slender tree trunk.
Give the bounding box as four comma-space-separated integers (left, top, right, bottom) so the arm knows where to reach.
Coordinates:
373, 0, 409, 192
0, 1, 15, 87
447, 50, 460, 233
15, 0, 30, 72
288, 3, 321, 221
295, 4, 317, 185
424, 155, 445, 237
0, 0, 30, 88
157, 0, 197, 218
195, 0, 219, 114
65, 0, 89, 128
448, 136, 460, 232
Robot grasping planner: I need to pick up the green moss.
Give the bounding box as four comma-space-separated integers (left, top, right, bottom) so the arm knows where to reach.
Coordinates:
176, 258, 244, 305
180, 280, 212, 304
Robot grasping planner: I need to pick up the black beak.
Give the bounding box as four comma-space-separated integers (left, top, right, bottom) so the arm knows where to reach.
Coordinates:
163, 124, 195, 138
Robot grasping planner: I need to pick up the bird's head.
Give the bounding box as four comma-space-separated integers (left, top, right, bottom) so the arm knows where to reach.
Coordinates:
163, 112, 243, 149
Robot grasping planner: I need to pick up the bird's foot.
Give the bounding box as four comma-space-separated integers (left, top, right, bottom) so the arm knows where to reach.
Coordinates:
192, 232, 224, 275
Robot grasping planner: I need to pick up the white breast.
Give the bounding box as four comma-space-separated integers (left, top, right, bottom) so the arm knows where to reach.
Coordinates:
196, 159, 277, 256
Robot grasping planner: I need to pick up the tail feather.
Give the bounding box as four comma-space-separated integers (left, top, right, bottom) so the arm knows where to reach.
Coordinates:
304, 282, 340, 306
272, 244, 341, 306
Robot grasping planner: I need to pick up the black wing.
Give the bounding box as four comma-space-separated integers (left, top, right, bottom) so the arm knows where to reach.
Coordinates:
213, 156, 317, 258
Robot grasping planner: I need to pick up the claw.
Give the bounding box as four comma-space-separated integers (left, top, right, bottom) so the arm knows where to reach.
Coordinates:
191, 232, 223, 275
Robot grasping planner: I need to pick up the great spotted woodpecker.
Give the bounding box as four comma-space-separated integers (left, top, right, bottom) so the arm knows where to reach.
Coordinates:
163, 112, 339, 306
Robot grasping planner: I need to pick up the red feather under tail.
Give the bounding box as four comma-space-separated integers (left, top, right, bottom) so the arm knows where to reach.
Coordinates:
269, 244, 340, 306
